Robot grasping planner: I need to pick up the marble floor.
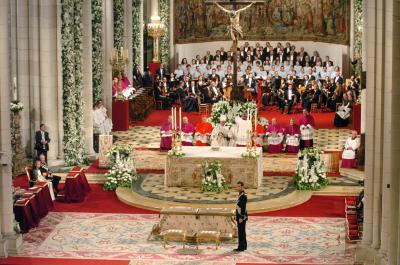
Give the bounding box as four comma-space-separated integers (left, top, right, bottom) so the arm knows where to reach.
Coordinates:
18, 212, 356, 265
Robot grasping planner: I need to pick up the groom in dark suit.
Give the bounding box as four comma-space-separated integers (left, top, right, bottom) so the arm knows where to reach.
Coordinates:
35, 124, 50, 162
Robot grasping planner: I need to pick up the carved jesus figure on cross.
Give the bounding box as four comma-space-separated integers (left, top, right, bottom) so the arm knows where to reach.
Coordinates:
215, 1, 255, 42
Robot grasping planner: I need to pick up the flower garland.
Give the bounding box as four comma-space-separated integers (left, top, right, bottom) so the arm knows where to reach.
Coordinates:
132, 0, 141, 69
61, 0, 88, 166
210, 101, 257, 126
201, 160, 228, 193
293, 148, 328, 190
104, 145, 138, 191
354, 0, 363, 60
159, 0, 170, 66
10, 102, 24, 113
113, 0, 124, 49
91, 0, 103, 103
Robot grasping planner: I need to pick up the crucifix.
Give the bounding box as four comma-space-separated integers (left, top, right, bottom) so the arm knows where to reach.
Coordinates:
207, 0, 257, 101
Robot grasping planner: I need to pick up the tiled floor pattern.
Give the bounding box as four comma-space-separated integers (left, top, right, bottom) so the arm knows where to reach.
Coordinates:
18, 212, 356, 264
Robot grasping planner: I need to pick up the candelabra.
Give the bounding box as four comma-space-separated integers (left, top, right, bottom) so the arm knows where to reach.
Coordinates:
147, 16, 166, 63
109, 47, 130, 100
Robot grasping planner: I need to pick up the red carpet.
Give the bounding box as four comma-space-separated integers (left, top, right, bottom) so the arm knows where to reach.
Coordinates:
0, 257, 129, 265
251, 195, 345, 218
132, 109, 337, 129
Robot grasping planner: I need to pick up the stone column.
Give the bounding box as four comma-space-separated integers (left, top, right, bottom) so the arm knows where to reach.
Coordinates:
82, 0, 95, 156
102, 0, 113, 115
16, 0, 32, 156
38, 0, 59, 163
0, 0, 23, 256
124, 0, 133, 82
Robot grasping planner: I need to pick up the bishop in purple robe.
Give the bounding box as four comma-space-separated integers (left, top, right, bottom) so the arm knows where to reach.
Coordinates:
266, 118, 284, 153
160, 116, 173, 151
298, 108, 316, 149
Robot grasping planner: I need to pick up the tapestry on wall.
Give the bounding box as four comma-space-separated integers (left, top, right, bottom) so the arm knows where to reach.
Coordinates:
174, 0, 350, 45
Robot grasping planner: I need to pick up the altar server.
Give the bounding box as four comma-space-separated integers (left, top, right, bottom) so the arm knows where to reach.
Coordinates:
298, 108, 315, 149
160, 116, 173, 150
195, 115, 213, 146
266, 118, 284, 153
234, 181, 248, 252
341, 130, 360, 168
235, 115, 252, 147
181, 116, 195, 146
285, 118, 301, 153
93, 99, 113, 135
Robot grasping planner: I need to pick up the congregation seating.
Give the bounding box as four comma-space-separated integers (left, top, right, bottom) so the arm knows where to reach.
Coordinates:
129, 87, 154, 122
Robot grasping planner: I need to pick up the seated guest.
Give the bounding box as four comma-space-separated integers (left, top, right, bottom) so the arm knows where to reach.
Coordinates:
184, 80, 199, 112
334, 93, 352, 127
38, 153, 61, 193
341, 130, 360, 168
156, 64, 168, 79
142, 67, 153, 87
160, 116, 173, 151
195, 115, 213, 146
93, 99, 113, 135
266, 118, 284, 153
299, 108, 315, 149
285, 118, 300, 153
31, 159, 56, 200
181, 116, 195, 146
205, 80, 221, 104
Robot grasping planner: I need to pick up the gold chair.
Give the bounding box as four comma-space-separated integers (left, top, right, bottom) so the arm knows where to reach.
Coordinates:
196, 230, 221, 250
161, 229, 187, 249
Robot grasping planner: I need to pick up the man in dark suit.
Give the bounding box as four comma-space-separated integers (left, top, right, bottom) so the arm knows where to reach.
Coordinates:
284, 83, 298, 114
156, 64, 168, 79
234, 181, 248, 252
39, 153, 61, 192
35, 124, 50, 162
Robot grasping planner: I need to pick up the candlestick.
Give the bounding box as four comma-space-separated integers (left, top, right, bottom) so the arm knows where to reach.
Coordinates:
179, 107, 182, 131
174, 107, 177, 130
171, 108, 174, 130
254, 110, 257, 131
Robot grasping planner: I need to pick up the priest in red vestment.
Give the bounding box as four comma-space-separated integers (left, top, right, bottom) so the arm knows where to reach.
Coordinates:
298, 108, 316, 149
160, 116, 173, 150
181, 116, 195, 146
195, 115, 213, 146
254, 121, 266, 147
285, 118, 301, 153
266, 118, 284, 153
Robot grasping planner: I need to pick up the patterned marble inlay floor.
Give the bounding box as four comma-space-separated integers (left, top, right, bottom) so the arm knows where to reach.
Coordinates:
114, 126, 352, 150
133, 174, 294, 204
19, 212, 356, 264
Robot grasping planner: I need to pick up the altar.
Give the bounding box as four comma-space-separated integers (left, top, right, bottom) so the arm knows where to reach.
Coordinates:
165, 146, 263, 188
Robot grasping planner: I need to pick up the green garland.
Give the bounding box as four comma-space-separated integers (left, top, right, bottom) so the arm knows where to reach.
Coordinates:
159, 0, 170, 66
354, 0, 363, 60
61, 0, 88, 166
132, 0, 141, 69
113, 0, 124, 49
91, 0, 103, 103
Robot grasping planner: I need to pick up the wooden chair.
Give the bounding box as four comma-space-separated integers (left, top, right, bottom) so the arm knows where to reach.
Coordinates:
310, 103, 318, 113
25, 167, 35, 187
199, 104, 210, 115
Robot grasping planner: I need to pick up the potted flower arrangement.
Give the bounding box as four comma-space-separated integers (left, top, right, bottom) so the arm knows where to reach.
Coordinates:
293, 148, 328, 190
10, 102, 24, 113
200, 160, 228, 193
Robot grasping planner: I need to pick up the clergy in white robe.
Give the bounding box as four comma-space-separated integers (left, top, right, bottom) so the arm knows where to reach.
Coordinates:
211, 115, 236, 147
235, 115, 252, 146
93, 100, 113, 135
341, 130, 360, 168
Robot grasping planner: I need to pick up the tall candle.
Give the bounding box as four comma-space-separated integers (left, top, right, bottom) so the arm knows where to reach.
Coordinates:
174, 107, 177, 130
254, 110, 257, 131
179, 107, 182, 131
171, 108, 174, 130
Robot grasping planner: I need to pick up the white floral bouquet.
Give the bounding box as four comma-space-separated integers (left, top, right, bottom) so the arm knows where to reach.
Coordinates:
167, 146, 184, 157
200, 160, 228, 193
210, 101, 257, 126
294, 148, 328, 190
10, 102, 24, 113
107, 144, 133, 161
258, 117, 269, 128
241, 148, 259, 159
104, 145, 138, 191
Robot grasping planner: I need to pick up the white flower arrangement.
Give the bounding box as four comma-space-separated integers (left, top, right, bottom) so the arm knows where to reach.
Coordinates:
107, 144, 133, 160
241, 149, 259, 159
210, 101, 257, 126
294, 148, 328, 190
132, 0, 142, 68
92, 0, 103, 103
10, 102, 24, 113
167, 146, 184, 157
200, 160, 228, 193
104, 147, 138, 191
160, 0, 170, 65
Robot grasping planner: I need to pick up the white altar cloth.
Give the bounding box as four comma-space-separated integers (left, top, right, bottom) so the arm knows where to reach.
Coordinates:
165, 146, 263, 188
